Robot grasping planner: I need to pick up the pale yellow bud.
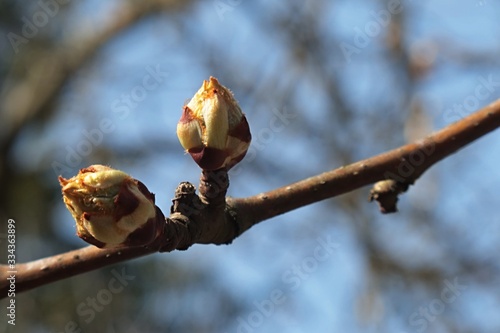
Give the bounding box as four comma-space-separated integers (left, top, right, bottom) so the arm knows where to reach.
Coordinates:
59, 165, 160, 248
176, 77, 251, 170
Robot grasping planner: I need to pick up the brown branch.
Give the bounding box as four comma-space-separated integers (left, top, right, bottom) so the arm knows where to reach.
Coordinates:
232, 98, 500, 230
2, 99, 500, 297
0, 247, 154, 295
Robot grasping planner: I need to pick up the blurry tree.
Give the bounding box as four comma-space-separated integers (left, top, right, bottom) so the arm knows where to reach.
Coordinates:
1, 1, 500, 332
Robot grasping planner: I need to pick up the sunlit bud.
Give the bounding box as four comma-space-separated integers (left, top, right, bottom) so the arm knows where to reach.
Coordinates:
176, 76, 251, 170
369, 179, 409, 214
58, 165, 161, 248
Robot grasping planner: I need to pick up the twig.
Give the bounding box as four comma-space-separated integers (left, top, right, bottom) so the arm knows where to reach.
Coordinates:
1, 98, 499, 297
232, 98, 500, 229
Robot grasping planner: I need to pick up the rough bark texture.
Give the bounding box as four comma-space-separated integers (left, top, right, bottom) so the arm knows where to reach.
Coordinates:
1, 98, 499, 297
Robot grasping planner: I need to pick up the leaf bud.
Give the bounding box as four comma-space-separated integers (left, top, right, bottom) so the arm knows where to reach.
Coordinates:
59, 165, 162, 248
176, 76, 251, 170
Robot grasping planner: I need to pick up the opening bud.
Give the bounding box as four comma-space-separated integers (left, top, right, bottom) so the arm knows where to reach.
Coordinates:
58, 165, 161, 248
176, 76, 251, 170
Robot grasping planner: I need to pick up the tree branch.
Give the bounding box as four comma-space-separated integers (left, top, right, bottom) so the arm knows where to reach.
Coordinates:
2, 98, 499, 297
232, 98, 500, 228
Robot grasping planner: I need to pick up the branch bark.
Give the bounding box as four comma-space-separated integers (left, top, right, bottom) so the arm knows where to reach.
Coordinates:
233, 98, 500, 229
2, 98, 500, 297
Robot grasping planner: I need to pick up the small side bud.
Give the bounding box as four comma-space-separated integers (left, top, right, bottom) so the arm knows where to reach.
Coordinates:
59, 165, 161, 248
176, 76, 251, 170
369, 179, 409, 214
